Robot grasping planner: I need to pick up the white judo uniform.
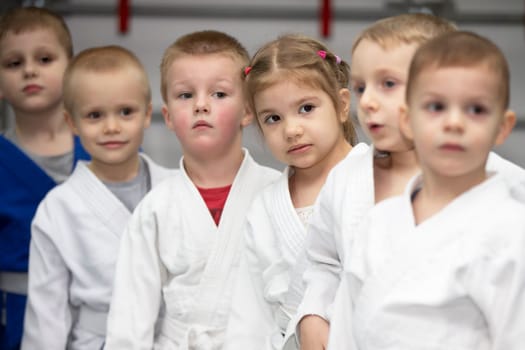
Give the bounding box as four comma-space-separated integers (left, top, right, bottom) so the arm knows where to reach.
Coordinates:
487, 151, 525, 202
104, 149, 280, 350
224, 167, 311, 350
21, 154, 173, 350
280, 143, 373, 347
326, 151, 525, 349
345, 173, 525, 350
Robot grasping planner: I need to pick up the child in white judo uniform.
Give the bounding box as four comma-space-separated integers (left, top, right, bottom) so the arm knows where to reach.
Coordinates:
223, 34, 357, 350
21, 46, 173, 350
0, 7, 90, 350
344, 30, 525, 350
293, 14, 458, 350
104, 30, 280, 349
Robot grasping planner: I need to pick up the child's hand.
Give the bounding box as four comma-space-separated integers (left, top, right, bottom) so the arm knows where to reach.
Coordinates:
299, 315, 329, 350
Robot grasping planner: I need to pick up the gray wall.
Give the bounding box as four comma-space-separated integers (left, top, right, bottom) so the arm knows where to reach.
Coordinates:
4, 0, 524, 169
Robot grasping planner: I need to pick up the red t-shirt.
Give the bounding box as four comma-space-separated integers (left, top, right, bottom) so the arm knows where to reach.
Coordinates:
197, 185, 232, 226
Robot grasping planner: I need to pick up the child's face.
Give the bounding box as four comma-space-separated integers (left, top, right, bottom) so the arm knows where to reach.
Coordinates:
253, 79, 349, 170
350, 39, 418, 152
162, 53, 251, 160
66, 69, 152, 181
402, 65, 514, 181
0, 29, 69, 114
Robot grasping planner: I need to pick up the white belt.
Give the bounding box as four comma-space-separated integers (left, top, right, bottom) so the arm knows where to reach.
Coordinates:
76, 306, 108, 336
0, 272, 28, 295
159, 316, 225, 349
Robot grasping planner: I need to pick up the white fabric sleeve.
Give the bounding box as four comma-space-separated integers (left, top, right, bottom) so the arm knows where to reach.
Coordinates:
223, 201, 280, 350
297, 174, 342, 321
467, 219, 525, 350
288, 175, 343, 349
21, 201, 73, 350
104, 197, 166, 349
325, 214, 371, 350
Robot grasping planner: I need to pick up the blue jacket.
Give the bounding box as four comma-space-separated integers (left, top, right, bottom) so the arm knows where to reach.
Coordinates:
0, 135, 89, 350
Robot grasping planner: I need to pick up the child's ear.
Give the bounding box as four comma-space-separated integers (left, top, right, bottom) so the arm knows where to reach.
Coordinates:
144, 102, 153, 129
494, 109, 516, 146
240, 103, 254, 128
161, 104, 175, 132
64, 111, 79, 135
398, 104, 414, 141
339, 88, 351, 123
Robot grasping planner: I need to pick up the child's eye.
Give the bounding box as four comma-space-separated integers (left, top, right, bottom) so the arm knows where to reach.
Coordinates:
178, 92, 192, 99
383, 79, 396, 89
263, 114, 281, 124
120, 107, 133, 117
4, 59, 21, 69
426, 102, 445, 113
213, 91, 227, 98
352, 84, 365, 96
466, 104, 487, 116
39, 56, 53, 64
86, 111, 102, 119
299, 104, 315, 114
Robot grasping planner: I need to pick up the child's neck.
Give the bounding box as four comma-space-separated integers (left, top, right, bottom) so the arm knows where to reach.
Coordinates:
184, 148, 245, 188
412, 168, 487, 225
14, 105, 73, 156
373, 147, 419, 203
90, 155, 141, 183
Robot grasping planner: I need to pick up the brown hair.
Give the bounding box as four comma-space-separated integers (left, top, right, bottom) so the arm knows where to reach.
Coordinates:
63, 45, 151, 114
245, 33, 356, 145
352, 13, 457, 53
406, 31, 510, 109
160, 30, 249, 102
0, 6, 73, 58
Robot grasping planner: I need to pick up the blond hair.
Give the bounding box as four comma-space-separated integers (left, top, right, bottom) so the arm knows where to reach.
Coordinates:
160, 30, 249, 102
63, 45, 151, 114
0, 6, 73, 58
407, 31, 510, 109
245, 34, 356, 145
352, 13, 457, 53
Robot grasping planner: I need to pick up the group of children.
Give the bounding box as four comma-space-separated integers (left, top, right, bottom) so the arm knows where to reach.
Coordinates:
0, 5, 523, 350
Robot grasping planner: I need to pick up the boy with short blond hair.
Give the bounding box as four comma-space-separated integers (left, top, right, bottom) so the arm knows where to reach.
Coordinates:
105, 30, 280, 349
407, 29, 525, 200
0, 7, 89, 350
21, 45, 173, 350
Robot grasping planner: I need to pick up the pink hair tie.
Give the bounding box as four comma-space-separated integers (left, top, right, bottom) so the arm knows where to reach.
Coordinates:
317, 50, 342, 64
244, 66, 252, 76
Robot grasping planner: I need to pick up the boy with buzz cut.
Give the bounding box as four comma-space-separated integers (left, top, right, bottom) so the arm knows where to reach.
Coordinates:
21, 45, 173, 350
0, 7, 89, 350
344, 30, 525, 350
105, 30, 280, 349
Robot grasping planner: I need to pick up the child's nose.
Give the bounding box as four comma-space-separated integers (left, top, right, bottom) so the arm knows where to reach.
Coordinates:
23, 61, 37, 78
194, 96, 210, 114
284, 118, 303, 139
443, 109, 465, 132
359, 88, 379, 112
104, 115, 121, 133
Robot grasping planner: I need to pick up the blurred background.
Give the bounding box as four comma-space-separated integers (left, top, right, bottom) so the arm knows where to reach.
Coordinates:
1, 0, 524, 170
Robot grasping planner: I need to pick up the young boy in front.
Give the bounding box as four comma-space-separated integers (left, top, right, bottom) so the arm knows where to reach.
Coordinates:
104, 30, 280, 349
21, 45, 173, 350
0, 7, 89, 350
345, 30, 525, 350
